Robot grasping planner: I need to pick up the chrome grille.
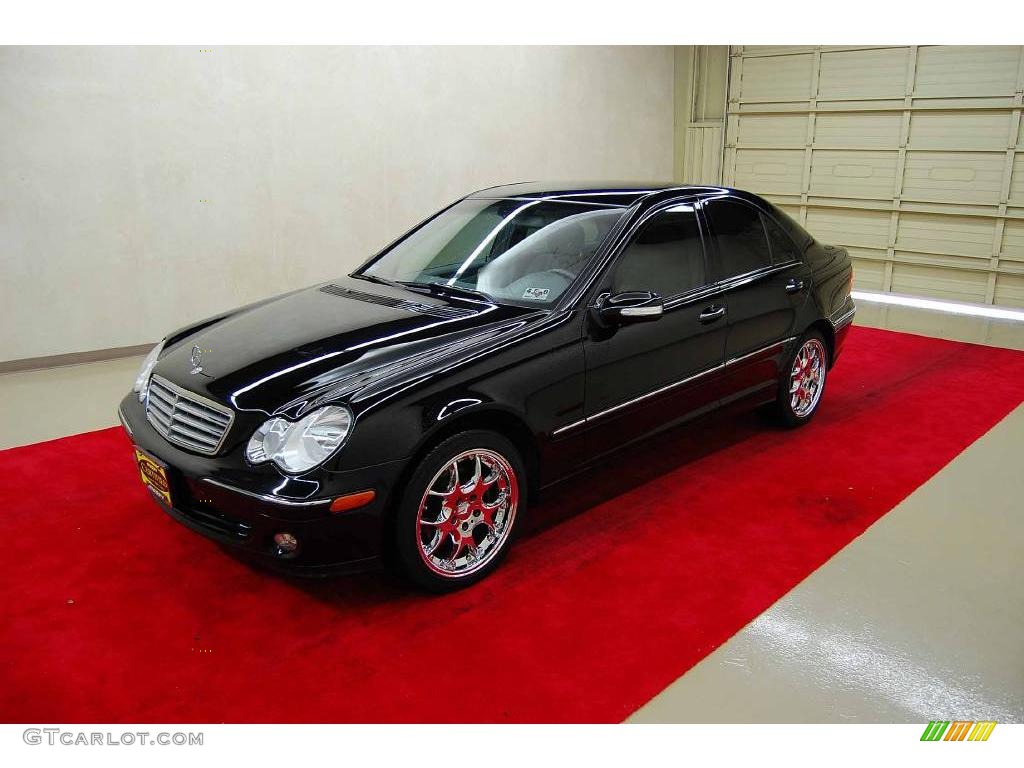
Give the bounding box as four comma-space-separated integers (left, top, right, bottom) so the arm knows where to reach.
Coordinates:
145, 375, 234, 455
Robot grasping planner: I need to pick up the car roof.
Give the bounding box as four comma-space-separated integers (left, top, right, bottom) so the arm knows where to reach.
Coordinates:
467, 181, 742, 208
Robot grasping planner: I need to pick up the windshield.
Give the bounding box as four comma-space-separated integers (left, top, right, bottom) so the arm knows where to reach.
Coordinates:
359, 198, 626, 305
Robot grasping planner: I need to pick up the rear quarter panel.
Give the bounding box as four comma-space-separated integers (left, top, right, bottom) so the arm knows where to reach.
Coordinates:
806, 243, 854, 322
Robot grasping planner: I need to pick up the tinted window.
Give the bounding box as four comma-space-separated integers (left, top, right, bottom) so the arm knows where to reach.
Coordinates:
762, 213, 799, 264
612, 207, 706, 297
703, 199, 771, 279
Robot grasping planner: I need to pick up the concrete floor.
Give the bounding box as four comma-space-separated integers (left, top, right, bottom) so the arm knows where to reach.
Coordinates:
630, 402, 1024, 723
2, 303, 1022, 722
854, 301, 1024, 352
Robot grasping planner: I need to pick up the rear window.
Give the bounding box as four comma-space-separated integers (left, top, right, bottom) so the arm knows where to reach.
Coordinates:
703, 198, 771, 280
762, 213, 800, 264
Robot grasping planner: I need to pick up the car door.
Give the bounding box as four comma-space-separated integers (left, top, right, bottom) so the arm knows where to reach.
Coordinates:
580, 202, 730, 460
699, 196, 812, 405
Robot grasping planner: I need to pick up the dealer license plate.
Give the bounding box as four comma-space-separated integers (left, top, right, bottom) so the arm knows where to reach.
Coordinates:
134, 447, 172, 507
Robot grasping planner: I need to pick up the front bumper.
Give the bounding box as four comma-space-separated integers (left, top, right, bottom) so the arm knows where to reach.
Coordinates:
119, 394, 406, 574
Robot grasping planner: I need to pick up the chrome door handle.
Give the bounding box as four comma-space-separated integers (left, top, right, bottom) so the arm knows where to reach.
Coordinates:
785, 279, 805, 294
699, 305, 726, 324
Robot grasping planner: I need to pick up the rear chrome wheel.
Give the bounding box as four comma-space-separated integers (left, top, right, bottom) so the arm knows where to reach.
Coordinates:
394, 430, 524, 592
416, 449, 519, 578
773, 330, 829, 428
789, 337, 827, 418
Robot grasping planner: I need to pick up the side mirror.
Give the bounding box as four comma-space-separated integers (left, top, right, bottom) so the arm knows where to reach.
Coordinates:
594, 291, 664, 326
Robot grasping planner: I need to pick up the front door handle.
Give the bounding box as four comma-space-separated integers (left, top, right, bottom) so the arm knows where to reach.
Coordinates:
699, 305, 726, 324
785, 278, 805, 294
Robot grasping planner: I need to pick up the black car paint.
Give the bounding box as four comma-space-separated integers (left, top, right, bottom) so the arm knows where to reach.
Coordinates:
119, 182, 855, 573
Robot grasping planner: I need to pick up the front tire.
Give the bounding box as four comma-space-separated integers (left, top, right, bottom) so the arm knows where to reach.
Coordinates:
394, 430, 524, 593
773, 331, 829, 428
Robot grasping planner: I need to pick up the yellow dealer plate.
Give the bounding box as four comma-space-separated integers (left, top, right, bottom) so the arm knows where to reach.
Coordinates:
135, 447, 172, 507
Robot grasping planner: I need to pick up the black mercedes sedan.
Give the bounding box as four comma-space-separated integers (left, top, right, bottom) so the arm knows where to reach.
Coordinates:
119, 182, 855, 591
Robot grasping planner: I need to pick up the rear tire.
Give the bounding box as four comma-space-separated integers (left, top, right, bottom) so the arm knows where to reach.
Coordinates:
773, 330, 829, 428
393, 430, 525, 593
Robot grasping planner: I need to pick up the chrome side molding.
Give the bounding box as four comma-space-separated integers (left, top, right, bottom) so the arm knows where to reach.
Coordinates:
553, 336, 796, 437
832, 305, 856, 329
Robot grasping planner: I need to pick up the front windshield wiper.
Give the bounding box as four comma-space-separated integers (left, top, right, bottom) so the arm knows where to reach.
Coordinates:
352, 273, 402, 289
357, 274, 499, 304
419, 280, 495, 304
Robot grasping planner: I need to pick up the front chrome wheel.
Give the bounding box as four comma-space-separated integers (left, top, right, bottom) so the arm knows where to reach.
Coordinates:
416, 449, 519, 579
789, 337, 827, 418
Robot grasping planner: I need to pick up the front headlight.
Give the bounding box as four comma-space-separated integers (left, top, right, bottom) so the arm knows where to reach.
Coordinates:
133, 341, 164, 402
246, 405, 353, 473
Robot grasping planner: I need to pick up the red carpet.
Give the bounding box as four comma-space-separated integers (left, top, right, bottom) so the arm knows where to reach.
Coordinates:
2, 327, 1023, 723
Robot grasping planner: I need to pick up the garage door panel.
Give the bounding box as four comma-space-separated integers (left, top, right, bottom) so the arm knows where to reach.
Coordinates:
740, 46, 812, 57
902, 151, 1005, 205
1010, 156, 1024, 206
819, 99, 908, 112
809, 150, 898, 199
914, 46, 1021, 97
908, 111, 1012, 151
1001, 219, 1024, 262
739, 54, 814, 102
736, 114, 807, 147
818, 48, 909, 100
814, 112, 901, 149
994, 274, 1024, 308
726, 45, 1024, 308
890, 263, 989, 303
733, 148, 804, 195
850, 256, 886, 291
894, 249, 990, 272
895, 212, 995, 258
805, 207, 891, 249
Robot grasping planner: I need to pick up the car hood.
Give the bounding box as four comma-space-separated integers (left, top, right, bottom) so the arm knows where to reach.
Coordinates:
153, 277, 541, 416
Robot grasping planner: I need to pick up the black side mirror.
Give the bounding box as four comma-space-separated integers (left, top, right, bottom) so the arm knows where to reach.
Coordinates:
594, 291, 664, 327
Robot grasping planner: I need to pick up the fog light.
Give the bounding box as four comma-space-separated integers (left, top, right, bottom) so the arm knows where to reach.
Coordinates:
273, 532, 298, 555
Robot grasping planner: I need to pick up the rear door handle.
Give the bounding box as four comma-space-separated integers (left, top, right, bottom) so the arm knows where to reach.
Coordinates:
785, 279, 805, 294
699, 305, 726, 324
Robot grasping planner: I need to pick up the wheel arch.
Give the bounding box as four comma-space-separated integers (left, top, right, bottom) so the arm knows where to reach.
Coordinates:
806, 318, 836, 369
380, 405, 540, 549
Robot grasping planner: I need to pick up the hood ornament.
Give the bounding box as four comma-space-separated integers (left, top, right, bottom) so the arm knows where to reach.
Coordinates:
190, 345, 204, 375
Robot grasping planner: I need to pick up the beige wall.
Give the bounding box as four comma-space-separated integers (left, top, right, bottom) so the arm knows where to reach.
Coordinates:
0, 46, 675, 362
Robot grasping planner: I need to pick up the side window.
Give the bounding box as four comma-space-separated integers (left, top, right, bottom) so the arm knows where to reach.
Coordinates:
611, 207, 706, 297
703, 199, 771, 280
762, 213, 800, 264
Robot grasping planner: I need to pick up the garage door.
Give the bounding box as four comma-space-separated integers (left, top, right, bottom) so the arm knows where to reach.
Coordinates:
723, 46, 1024, 308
